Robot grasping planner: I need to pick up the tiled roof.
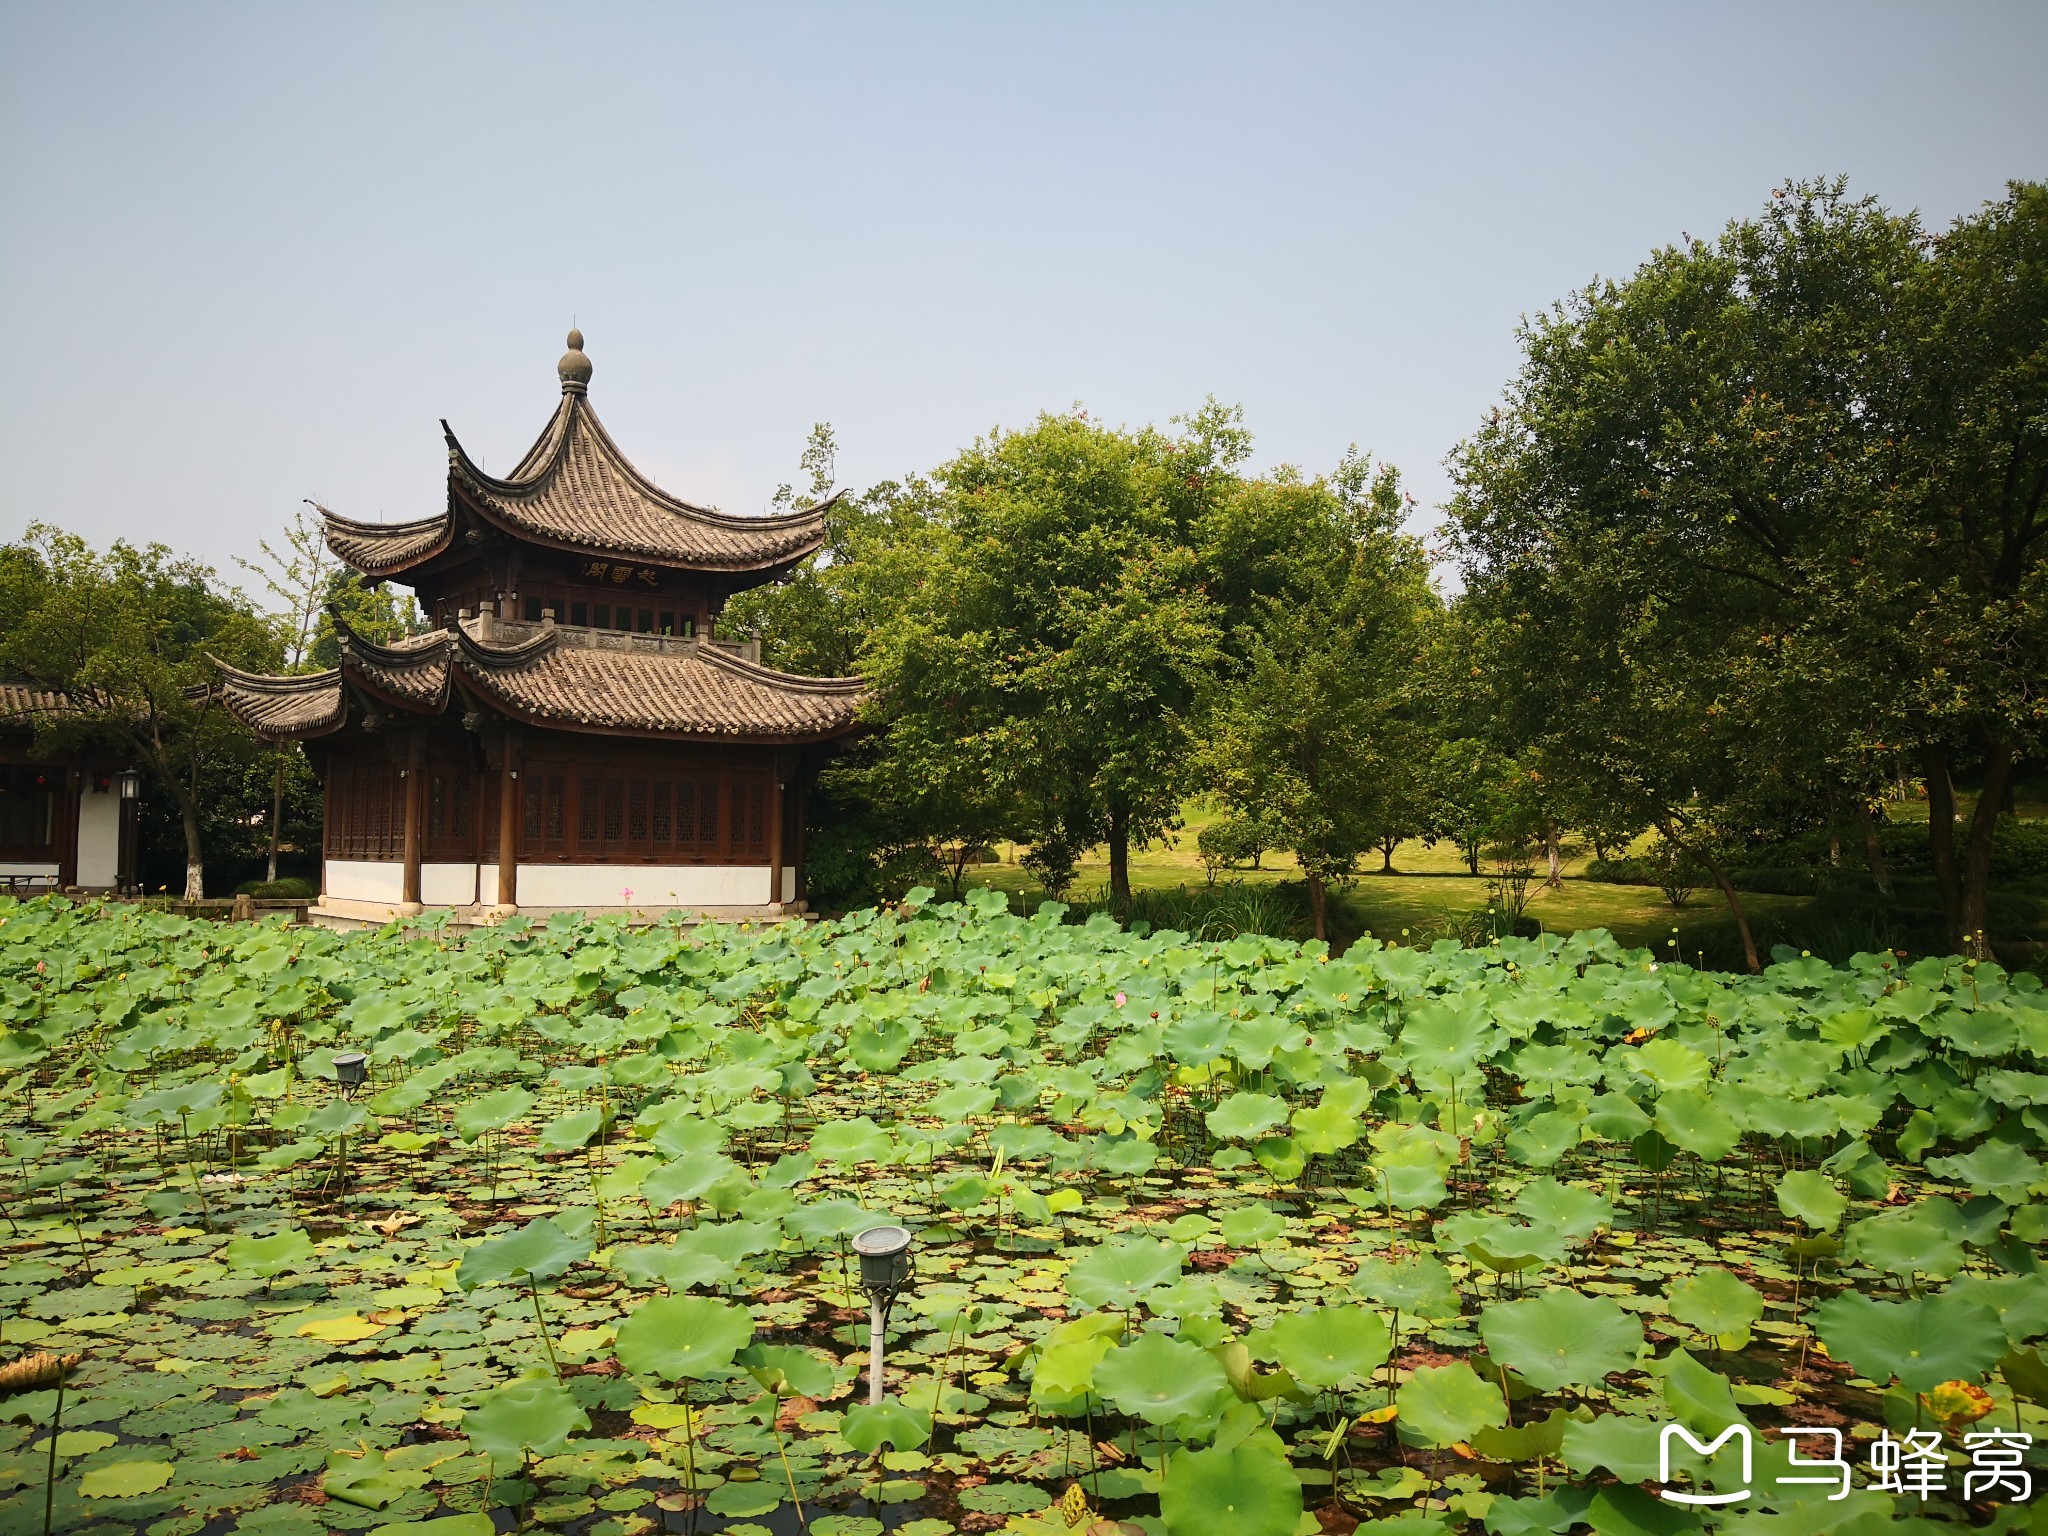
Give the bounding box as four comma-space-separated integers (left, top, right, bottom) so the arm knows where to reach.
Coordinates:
445, 392, 832, 571
0, 683, 74, 722
212, 619, 864, 744
457, 626, 864, 740
318, 508, 455, 579
338, 630, 453, 710
215, 665, 346, 741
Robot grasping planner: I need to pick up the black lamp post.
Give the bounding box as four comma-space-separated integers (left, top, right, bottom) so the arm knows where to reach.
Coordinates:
851, 1224, 914, 1405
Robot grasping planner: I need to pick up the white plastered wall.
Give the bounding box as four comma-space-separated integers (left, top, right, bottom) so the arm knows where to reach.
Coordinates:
515, 864, 773, 908
75, 789, 121, 887
325, 860, 405, 903
0, 862, 59, 880
422, 863, 479, 906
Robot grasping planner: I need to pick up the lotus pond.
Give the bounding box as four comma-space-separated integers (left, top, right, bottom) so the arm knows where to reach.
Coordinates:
2, 890, 2046, 1536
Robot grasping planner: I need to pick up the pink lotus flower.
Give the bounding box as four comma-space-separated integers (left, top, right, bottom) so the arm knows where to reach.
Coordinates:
1114, 991, 1127, 1008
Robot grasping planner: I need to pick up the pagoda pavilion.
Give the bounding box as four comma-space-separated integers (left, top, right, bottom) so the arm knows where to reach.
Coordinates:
218, 330, 863, 924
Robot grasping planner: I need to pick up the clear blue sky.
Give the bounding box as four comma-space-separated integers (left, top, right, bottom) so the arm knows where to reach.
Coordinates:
3, 3, 2043, 582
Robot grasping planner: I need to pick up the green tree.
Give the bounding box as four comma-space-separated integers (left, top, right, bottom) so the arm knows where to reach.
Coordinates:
238, 505, 332, 883
860, 409, 1239, 902
1450, 178, 2046, 961
1197, 462, 1436, 938
0, 525, 280, 898
1875, 182, 2048, 950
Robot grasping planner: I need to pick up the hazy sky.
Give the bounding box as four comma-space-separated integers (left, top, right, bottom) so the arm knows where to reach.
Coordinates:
3, 3, 2043, 586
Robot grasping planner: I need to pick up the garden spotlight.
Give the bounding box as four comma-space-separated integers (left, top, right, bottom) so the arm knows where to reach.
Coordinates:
333, 1052, 369, 1093
852, 1224, 914, 1404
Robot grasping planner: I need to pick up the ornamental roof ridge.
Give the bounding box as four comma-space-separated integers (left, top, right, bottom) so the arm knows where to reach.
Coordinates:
690, 640, 868, 697
315, 501, 455, 579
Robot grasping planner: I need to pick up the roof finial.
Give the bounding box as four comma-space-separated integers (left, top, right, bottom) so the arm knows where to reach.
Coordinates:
558, 327, 592, 395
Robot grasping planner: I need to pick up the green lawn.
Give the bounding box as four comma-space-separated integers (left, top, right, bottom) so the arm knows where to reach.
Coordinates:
962, 796, 2047, 968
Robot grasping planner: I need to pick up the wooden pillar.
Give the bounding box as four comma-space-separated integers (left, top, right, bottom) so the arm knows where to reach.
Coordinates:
766, 762, 784, 912
496, 749, 520, 912
399, 739, 424, 914
792, 770, 808, 908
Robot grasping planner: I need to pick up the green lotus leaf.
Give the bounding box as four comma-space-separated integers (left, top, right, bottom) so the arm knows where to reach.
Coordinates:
323, 1448, 431, 1510
1648, 1346, 1746, 1434
1261, 1304, 1392, 1390
1351, 1254, 1461, 1321
937, 1174, 991, 1210
1251, 1135, 1306, 1181
1216, 1204, 1287, 1246
453, 1087, 535, 1143
1290, 1101, 1359, 1156
1158, 1439, 1302, 1536
79, 1460, 177, 1498
1926, 1141, 2048, 1206
642, 1150, 742, 1209
1560, 1413, 1662, 1482
1096, 1136, 1160, 1176
1582, 1092, 1654, 1141
613, 1294, 754, 1382
223, 1228, 315, 1279
1065, 1237, 1185, 1311
1469, 1406, 1576, 1464
1438, 1211, 1566, 1273
463, 1376, 591, 1466
840, 1396, 933, 1453
847, 1017, 915, 1072
1093, 1331, 1230, 1425
1948, 1274, 2048, 1348
1665, 1269, 1765, 1350
1504, 1110, 1582, 1168
610, 1242, 738, 1293
536, 1107, 605, 1153
705, 1481, 784, 1518
809, 1115, 894, 1164
305, 1101, 367, 1137
1205, 1092, 1289, 1142
1511, 1177, 1613, 1243
735, 1343, 835, 1399
1031, 1332, 1118, 1406
1368, 1160, 1450, 1211
456, 1216, 592, 1291
1811, 1291, 2006, 1392
1653, 1090, 1741, 1162
1842, 1202, 1967, 1281
925, 1083, 999, 1121
1775, 1169, 1847, 1231
1478, 1290, 1642, 1392
1625, 1036, 1710, 1093
1396, 1361, 1507, 1448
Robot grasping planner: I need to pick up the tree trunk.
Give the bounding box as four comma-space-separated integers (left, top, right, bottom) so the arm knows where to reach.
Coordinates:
1108, 801, 1131, 905
1959, 742, 2014, 961
1661, 817, 1758, 973
179, 799, 205, 901
1853, 798, 1892, 896
1465, 838, 1480, 876
1379, 837, 1396, 874
1920, 743, 1963, 951
947, 844, 968, 902
265, 756, 285, 884
1543, 820, 1562, 889
1305, 867, 1327, 941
